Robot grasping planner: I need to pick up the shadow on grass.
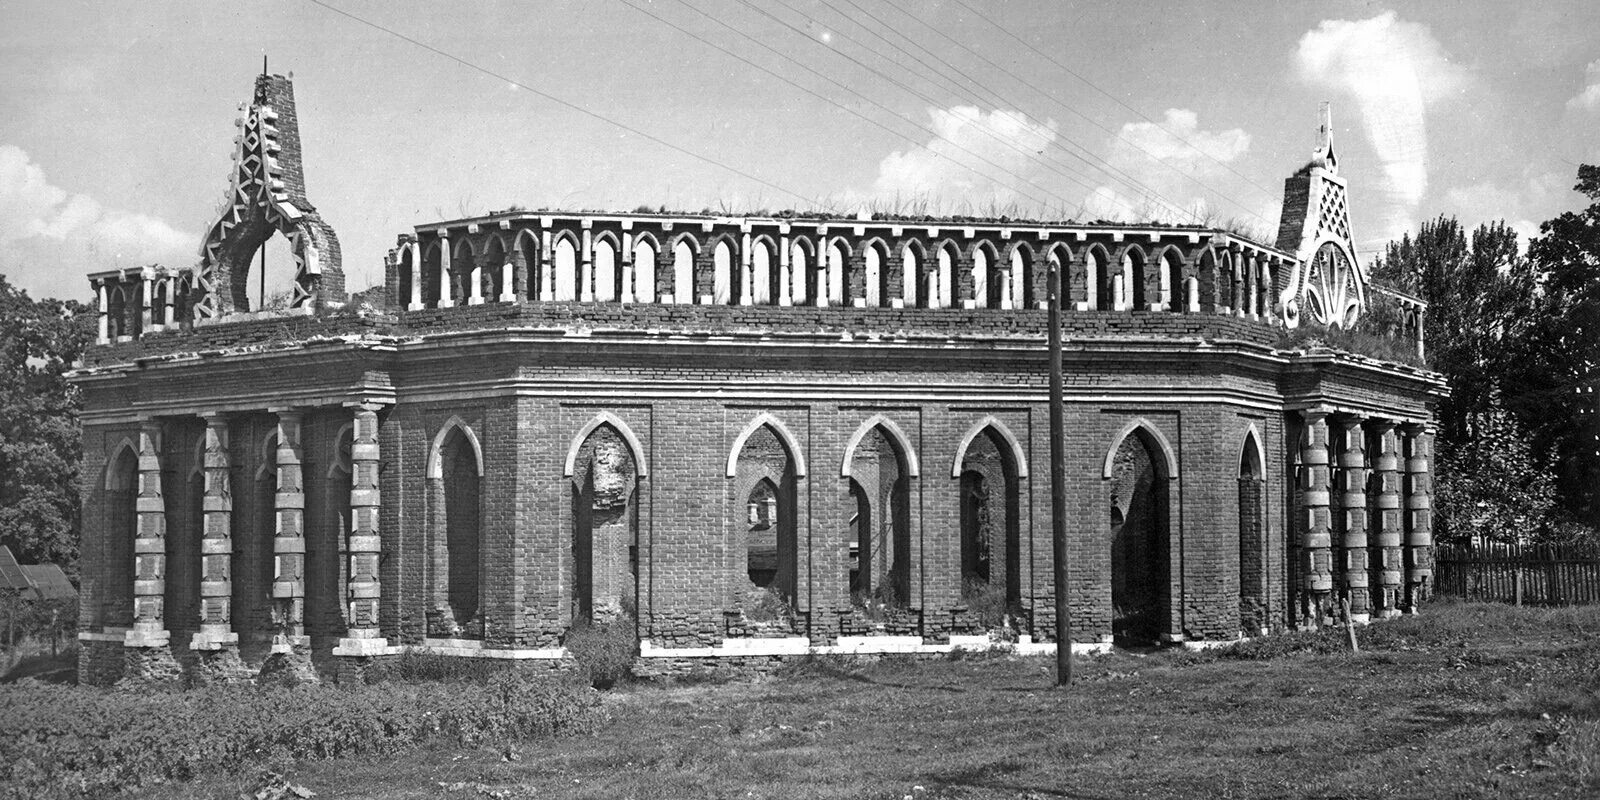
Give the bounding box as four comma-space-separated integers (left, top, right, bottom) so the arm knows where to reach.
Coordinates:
934, 758, 1111, 799
1, 650, 76, 684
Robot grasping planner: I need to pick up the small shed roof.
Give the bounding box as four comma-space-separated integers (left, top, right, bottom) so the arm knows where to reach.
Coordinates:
19, 564, 76, 602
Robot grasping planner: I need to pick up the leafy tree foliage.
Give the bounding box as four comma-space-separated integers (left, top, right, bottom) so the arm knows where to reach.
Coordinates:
1506, 165, 1600, 527
0, 274, 91, 571
1372, 165, 1600, 540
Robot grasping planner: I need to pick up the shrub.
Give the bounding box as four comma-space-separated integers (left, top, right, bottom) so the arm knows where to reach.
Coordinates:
392, 650, 515, 683
0, 672, 602, 799
564, 615, 638, 689
738, 584, 792, 624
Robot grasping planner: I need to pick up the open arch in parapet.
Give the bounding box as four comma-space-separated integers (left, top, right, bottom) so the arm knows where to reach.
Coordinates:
862, 238, 890, 308
1085, 243, 1113, 311
630, 231, 660, 303
1154, 245, 1189, 312
479, 234, 510, 302
1103, 417, 1178, 645
843, 417, 915, 610
953, 418, 1027, 615
550, 230, 581, 302
1237, 423, 1268, 636
426, 417, 485, 639
826, 237, 853, 307
1043, 242, 1073, 307
711, 234, 738, 305
727, 413, 806, 610
670, 233, 698, 305
934, 239, 959, 309
1004, 241, 1036, 310
789, 236, 815, 306
1114, 244, 1149, 311
450, 236, 478, 306
591, 231, 622, 303
900, 240, 928, 308
750, 234, 778, 305
971, 240, 1001, 309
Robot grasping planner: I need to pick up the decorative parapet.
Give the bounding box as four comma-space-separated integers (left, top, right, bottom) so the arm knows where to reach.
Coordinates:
1275, 104, 1367, 331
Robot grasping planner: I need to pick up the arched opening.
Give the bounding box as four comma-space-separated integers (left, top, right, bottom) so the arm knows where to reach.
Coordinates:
452, 239, 476, 305
593, 236, 619, 302
751, 239, 775, 305
1090, 247, 1114, 311
936, 243, 957, 310
1239, 430, 1267, 635
481, 237, 507, 302
827, 240, 849, 307
902, 243, 924, 308
553, 236, 579, 302
430, 425, 483, 638
1218, 252, 1235, 313
1109, 427, 1170, 644
106, 286, 128, 339
421, 242, 443, 308
398, 246, 415, 308
1163, 249, 1186, 312
732, 425, 799, 614
713, 238, 735, 305
1009, 247, 1033, 309
864, 241, 886, 308
104, 444, 139, 628
790, 239, 812, 306
632, 237, 658, 303
1122, 247, 1147, 311
959, 427, 1021, 625
241, 229, 300, 311
672, 239, 695, 304
847, 425, 911, 609
174, 275, 194, 326
571, 423, 640, 624
249, 432, 279, 642
974, 244, 1001, 309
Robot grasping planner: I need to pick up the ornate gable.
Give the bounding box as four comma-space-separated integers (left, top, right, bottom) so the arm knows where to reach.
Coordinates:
1274, 105, 1366, 330
193, 73, 343, 321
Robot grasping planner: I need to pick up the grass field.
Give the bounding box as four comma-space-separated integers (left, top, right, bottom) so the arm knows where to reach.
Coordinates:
110, 600, 1600, 799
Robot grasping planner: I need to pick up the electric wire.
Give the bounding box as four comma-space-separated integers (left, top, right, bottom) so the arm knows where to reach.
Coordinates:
619, 0, 1073, 211
304, 0, 819, 208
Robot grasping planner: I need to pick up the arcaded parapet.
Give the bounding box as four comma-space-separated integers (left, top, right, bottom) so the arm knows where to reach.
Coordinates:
193, 73, 344, 320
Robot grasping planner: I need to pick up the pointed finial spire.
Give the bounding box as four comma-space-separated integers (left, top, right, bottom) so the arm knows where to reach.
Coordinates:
1313, 101, 1338, 173
262, 54, 268, 77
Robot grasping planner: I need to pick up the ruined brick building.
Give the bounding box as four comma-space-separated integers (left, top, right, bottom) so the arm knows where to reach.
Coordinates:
74, 74, 1443, 683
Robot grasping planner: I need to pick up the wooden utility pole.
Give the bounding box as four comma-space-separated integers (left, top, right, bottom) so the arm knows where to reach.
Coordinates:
1049, 254, 1071, 686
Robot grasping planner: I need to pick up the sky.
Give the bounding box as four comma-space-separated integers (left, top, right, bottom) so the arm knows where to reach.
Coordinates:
2, 0, 1597, 304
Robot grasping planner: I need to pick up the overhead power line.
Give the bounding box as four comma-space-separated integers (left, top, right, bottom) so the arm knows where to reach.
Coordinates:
808, 0, 1210, 223
305, 0, 818, 208
946, 0, 1283, 201
877, 0, 1274, 226
620, 0, 1072, 211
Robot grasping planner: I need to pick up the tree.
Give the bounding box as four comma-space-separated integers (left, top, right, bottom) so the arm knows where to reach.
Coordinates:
0, 274, 92, 572
1505, 165, 1600, 527
1433, 395, 1558, 545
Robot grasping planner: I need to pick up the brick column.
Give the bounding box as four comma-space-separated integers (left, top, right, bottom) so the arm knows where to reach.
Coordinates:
1336, 418, 1370, 622
539, 229, 555, 301
192, 414, 237, 651
128, 420, 168, 645
1371, 420, 1404, 618
580, 227, 595, 302
270, 410, 308, 649
778, 234, 793, 307
335, 403, 389, 664
122, 418, 181, 682
1402, 424, 1434, 611
1298, 410, 1333, 626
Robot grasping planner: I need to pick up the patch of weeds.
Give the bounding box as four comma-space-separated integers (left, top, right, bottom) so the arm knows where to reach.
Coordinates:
564, 615, 639, 689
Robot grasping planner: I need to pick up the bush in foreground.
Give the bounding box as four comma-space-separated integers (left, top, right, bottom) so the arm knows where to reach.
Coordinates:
0, 671, 603, 799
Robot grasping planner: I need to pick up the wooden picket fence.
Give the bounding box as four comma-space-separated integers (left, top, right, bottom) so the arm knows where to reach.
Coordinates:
1435, 543, 1600, 605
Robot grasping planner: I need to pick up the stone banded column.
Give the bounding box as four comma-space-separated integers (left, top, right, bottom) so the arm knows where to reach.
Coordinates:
1371, 421, 1404, 618
271, 409, 307, 649
127, 419, 169, 647
335, 403, 389, 659
1337, 418, 1370, 622
1402, 423, 1435, 611
192, 414, 238, 651
1299, 410, 1334, 626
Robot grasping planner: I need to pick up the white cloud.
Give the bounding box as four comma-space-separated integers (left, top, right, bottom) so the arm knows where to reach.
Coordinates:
0, 144, 193, 300
862, 107, 1059, 213
1443, 172, 1570, 251
1080, 110, 1275, 237
1569, 60, 1600, 111
1296, 12, 1471, 241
